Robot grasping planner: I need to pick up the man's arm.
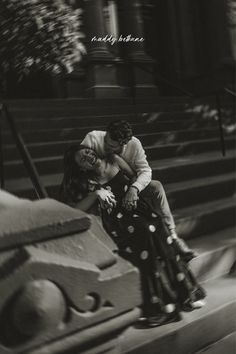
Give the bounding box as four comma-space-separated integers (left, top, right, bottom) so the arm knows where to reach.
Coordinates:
81, 131, 106, 158
81, 131, 96, 149
122, 138, 152, 210
113, 154, 136, 179
131, 138, 152, 193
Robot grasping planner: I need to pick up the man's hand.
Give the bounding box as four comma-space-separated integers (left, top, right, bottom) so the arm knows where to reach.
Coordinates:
96, 188, 117, 209
122, 186, 139, 210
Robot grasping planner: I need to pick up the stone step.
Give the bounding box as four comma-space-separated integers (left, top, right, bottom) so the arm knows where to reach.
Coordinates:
5, 96, 234, 110
4, 174, 63, 199
151, 149, 236, 183
2, 123, 225, 145
4, 183, 236, 242
146, 136, 235, 160
5, 166, 236, 207
2, 108, 233, 136
3, 128, 227, 161
1, 113, 138, 130
175, 196, 236, 239
120, 275, 236, 354
4, 98, 133, 107
139, 109, 235, 124
4, 148, 236, 197
4, 156, 63, 179
3, 137, 235, 179
195, 332, 236, 354
189, 227, 236, 283
1, 114, 218, 132
5, 104, 233, 127
4, 96, 192, 110
6, 103, 199, 119
166, 172, 236, 209
4, 97, 234, 121
3, 102, 235, 130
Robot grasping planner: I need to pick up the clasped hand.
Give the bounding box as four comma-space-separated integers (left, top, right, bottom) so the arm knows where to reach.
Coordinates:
96, 188, 117, 209
122, 187, 139, 210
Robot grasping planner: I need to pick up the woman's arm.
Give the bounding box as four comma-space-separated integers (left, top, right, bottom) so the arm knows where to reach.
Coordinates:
74, 192, 98, 211
74, 188, 116, 212
113, 154, 136, 179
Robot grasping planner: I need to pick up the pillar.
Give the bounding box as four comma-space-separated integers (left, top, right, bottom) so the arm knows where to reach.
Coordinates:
84, 0, 124, 98
120, 0, 158, 98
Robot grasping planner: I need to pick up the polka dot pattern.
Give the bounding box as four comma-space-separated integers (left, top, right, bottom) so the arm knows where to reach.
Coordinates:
177, 273, 185, 282
151, 296, 159, 304
127, 225, 135, 233
152, 213, 158, 218
124, 185, 128, 192
165, 304, 176, 313
167, 236, 173, 244
133, 214, 139, 218
148, 225, 156, 232
111, 231, 118, 237
140, 250, 149, 260
125, 247, 132, 254
117, 212, 123, 219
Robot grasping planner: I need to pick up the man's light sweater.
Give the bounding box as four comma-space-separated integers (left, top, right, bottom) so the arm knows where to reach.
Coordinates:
81, 130, 152, 192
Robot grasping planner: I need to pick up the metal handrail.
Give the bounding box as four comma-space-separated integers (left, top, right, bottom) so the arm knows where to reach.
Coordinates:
155, 74, 195, 97
223, 87, 236, 97
0, 105, 4, 188
133, 62, 229, 156
132, 62, 195, 97
0, 103, 48, 199
156, 78, 228, 156
215, 94, 226, 156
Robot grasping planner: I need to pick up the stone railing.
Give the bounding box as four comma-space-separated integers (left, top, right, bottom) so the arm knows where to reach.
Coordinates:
0, 190, 141, 354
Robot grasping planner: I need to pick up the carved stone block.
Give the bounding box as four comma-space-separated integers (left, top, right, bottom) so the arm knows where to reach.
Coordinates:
0, 193, 141, 354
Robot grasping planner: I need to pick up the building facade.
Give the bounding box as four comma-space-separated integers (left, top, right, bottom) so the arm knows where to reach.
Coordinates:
5, 0, 236, 99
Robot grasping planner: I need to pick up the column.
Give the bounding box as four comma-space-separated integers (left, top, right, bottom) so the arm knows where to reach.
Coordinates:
120, 0, 158, 98
121, 0, 148, 61
85, 0, 113, 60
177, 0, 198, 76
226, 0, 236, 61
84, 0, 124, 98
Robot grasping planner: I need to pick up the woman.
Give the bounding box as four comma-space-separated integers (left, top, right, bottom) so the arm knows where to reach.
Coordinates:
60, 145, 206, 327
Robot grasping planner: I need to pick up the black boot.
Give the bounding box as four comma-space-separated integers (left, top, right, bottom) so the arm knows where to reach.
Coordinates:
173, 237, 197, 262
146, 312, 181, 327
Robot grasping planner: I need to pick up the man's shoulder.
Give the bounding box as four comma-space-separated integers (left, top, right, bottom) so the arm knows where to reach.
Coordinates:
84, 131, 106, 144
87, 130, 106, 138
123, 136, 142, 156
129, 136, 142, 146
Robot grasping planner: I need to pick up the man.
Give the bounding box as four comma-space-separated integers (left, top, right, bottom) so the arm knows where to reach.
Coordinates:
81, 120, 195, 260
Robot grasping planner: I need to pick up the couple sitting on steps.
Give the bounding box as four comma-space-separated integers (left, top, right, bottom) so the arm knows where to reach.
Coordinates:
60, 120, 206, 328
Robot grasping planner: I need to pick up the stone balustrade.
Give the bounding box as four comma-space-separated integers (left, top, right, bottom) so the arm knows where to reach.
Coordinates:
0, 190, 141, 354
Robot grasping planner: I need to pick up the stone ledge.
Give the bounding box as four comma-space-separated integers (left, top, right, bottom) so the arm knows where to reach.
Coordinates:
0, 192, 91, 251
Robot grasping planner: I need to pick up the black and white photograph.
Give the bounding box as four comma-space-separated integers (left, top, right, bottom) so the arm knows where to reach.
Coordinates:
0, 1, 235, 353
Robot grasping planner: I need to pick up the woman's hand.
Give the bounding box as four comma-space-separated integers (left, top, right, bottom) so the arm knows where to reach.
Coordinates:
96, 188, 117, 209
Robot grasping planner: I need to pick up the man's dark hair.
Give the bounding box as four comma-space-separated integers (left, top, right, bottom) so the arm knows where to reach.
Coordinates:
106, 120, 133, 143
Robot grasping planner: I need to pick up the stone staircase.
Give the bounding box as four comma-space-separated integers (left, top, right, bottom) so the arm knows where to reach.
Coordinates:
1, 96, 236, 353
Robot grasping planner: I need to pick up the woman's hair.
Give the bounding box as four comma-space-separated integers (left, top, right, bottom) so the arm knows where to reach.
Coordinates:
59, 144, 96, 204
